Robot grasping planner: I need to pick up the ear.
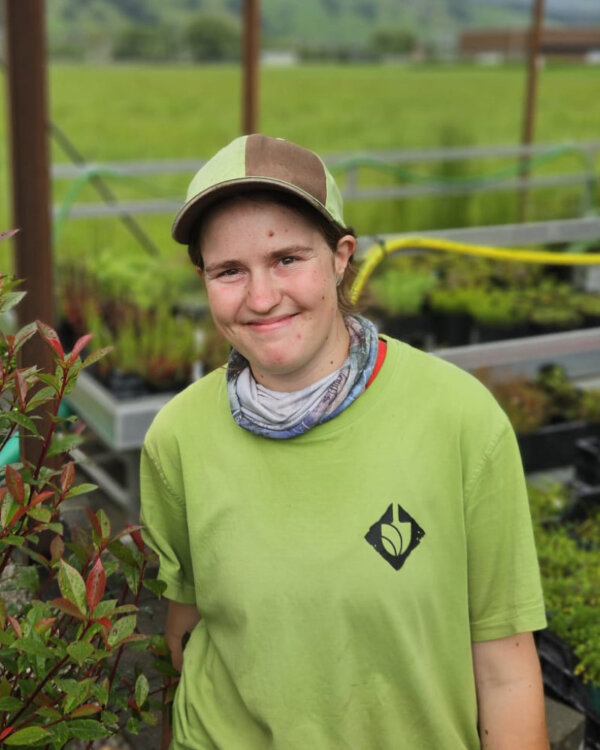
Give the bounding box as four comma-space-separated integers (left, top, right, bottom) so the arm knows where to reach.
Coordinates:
333, 234, 356, 278
195, 266, 204, 278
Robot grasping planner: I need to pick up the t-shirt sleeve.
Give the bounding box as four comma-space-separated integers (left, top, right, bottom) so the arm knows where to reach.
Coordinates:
464, 415, 547, 642
139, 441, 196, 605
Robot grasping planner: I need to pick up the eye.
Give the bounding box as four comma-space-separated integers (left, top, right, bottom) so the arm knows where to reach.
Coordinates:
279, 256, 297, 266
218, 268, 240, 278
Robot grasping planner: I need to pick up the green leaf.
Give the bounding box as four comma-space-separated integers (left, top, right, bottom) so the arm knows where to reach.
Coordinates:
47, 432, 83, 458
35, 706, 62, 720
13, 322, 37, 351
140, 710, 158, 725
0, 696, 23, 711
34, 372, 59, 392
64, 483, 97, 499
66, 719, 110, 740
26, 506, 52, 523
135, 673, 149, 708
0, 597, 5, 630
48, 721, 68, 748
26, 385, 58, 411
123, 564, 140, 594
81, 346, 113, 370
4, 725, 52, 746
96, 508, 111, 540
143, 578, 167, 597
0, 290, 26, 314
15, 635, 54, 659
67, 640, 94, 665
108, 539, 138, 567
108, 614, 137, 647
100, 710, 119, 725
57, 559, 87, 614
3, 411, 38, 435
2, 534, 25, 547
126, 716, 141, 735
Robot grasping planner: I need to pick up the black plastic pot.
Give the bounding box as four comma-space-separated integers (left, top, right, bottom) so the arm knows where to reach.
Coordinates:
518, 421, 600, 474
575, 436, 600, 485
431, 311, 471, 348
380, 313, 431, 348
562, 479, 600, 523
473, 321, 531, 344
98, 370, 152, 400
536, 630, 592, 717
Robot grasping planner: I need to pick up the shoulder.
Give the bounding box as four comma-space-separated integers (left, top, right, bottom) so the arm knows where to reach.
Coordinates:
144, 366, 227, 447
382, 336, 511, 447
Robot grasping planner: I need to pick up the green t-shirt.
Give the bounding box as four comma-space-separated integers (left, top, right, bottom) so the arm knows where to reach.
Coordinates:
140, 338, 546, 750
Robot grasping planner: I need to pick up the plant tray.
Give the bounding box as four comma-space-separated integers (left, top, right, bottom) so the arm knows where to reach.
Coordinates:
575, 436, 600, 486
562, 479, 600, 523
518, 421, 600, 473
537, 630, 600, 725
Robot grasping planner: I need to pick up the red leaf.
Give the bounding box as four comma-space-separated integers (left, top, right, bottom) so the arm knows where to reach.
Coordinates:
8, 506, 27, 529
70, 333, 93, 362
61, 461, 75, 492
86, 557, 106, 613
127, 524, 145, 552
5, 465, 25, 505
30, 490, 54, 508
34, 617, 56, 634
70, 703, 102, 718
86, 507, 102, 539
14, 370, 28, 408
51, 597, 85, 620
50, 535, 65, 562
8, 615, 22, 638
36, 320, 64, 359
0, 726, 14, 741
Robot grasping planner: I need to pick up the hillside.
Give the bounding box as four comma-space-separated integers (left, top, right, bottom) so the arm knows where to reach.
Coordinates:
33, 0, 600, 55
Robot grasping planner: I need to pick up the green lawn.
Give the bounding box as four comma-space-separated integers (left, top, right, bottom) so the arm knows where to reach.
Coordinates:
1, 62, 598, 273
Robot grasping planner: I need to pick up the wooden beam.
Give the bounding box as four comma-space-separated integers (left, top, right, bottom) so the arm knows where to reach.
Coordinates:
519, 0, 546, 221
4, 0, 56, 467
241, 0, 260, 134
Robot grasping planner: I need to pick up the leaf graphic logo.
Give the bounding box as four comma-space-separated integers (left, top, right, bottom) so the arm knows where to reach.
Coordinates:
365, 503, 425, 571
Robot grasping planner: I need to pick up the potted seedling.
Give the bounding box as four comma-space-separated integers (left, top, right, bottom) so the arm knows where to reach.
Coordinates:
428, 286, 475, 347
467, 287, 530, 343
368, 267, 436, 346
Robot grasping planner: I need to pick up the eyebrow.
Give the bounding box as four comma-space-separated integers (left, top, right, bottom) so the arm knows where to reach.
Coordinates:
204, 245, 314, 275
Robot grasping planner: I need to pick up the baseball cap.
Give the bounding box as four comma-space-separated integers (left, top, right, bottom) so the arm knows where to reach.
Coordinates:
172, 134, 346, 245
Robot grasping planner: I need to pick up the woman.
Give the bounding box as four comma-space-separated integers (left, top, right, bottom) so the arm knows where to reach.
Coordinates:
140, 134, 549, 749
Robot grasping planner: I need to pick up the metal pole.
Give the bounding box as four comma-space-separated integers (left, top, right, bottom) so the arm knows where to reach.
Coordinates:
242, 0, 260, 134
4, 0, 56, 467
519, 0, 546, 221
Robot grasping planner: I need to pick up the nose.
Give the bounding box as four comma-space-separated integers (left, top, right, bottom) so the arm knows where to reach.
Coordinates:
246, 270, 281, 313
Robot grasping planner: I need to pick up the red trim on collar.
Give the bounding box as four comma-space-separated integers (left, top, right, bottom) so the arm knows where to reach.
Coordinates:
366, 338, 387, 389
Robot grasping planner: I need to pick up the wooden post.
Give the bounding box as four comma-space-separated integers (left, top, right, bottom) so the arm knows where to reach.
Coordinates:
519, 0, 546, 222
242, 0, 260, 134
4, 0, 56, 466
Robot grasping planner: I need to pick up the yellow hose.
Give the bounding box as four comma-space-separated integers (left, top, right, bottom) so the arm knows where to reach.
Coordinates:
351, 236, 600, 305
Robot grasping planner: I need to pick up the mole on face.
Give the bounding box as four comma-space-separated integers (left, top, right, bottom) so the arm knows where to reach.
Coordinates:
267, 230, 274, 237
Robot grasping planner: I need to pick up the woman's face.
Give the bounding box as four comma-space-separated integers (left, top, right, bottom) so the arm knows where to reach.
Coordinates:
201, 198, 355, 391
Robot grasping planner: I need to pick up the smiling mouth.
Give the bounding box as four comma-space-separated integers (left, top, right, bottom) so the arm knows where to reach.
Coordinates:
246, 313, 298, 331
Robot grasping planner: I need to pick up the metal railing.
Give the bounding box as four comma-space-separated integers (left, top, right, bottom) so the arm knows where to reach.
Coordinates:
52, 140, 600, 220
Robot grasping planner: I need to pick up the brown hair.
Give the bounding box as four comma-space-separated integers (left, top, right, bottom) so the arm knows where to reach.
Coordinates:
188, 191, 358, 314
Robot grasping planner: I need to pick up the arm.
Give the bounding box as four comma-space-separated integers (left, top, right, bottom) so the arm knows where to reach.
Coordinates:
161, 601, 202, 750
472, 632, 549, 749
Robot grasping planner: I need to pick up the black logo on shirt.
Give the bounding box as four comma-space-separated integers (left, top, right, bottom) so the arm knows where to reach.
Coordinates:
365, 503, 425, 570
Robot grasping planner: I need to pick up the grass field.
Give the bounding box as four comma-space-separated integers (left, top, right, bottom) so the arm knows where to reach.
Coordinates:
1, 62, 598, 273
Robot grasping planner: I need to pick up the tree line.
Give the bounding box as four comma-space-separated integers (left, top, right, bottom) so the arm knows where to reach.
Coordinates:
51, 13, 419, 63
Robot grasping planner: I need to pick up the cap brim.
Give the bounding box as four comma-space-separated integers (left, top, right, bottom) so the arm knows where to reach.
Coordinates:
172, 177, 343, 245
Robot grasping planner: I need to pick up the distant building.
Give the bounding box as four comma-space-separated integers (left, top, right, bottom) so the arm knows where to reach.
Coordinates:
459, 28, 600, 63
